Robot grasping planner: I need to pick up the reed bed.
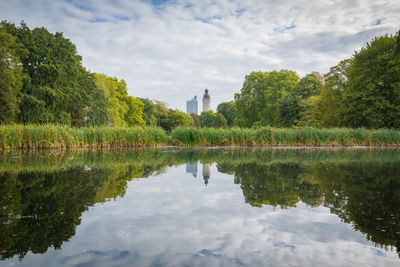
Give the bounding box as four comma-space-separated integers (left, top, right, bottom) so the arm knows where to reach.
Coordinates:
171, 127, 400, 146
0, 124, 169, 149
1, 125, 400, 149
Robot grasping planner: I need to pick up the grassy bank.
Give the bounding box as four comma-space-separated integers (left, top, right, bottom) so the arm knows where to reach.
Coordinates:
0, 124, 169, 149
171, 127, 400, 146
1, 125, 400, 149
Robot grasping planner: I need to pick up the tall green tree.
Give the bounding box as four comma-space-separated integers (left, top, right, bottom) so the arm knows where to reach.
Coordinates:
93, 73, 145, 127
0, 26, 25, 124
1, 21, 94, 126
234, 70, 299, 127
166, 109, 190, 130
278, 73, 323, 127
318, 59, 352, 127
217, 101, 236, 126
199, 110, 227, 128
139, 98, 157, 126
125, 96, 145, 126
342, 34, 400, 128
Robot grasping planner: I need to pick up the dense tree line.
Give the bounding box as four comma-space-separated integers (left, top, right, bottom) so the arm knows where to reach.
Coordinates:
0, 21, 228, 130
233, 31, 400, 128
1, 21, 399, 130
0, 21, 145, 127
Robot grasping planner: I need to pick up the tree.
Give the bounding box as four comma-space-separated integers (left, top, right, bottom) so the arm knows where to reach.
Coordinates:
139, 98, 157, 126
277, 93, 301, 127
190, 113, 200, 127
1, 21, 94, 126
217, 101, 236, 126
0, 26, 25, 124
278, 73, 323, 127
166, 109, 190, 130
342, 34, 400, 128
125, 96, 145, 126
297, 95, 323, 127
199, 110, 227, 128
234, 70, 299, 127
317, 59, 352, 127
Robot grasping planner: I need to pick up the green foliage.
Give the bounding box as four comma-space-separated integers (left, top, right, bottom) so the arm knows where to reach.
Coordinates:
217, 101, 236, 126
94, 73, 145, 127
190, 113, 200, 127
139, 98, 157, 126
234, 70, 299, 127
297, 95, 323, 127
342, 35, 400, 128
277, 93, 300, 127
199, 110, 227, 128
317, 59, 352, 127
170, 126, 400, 146
0, 26, 25, 124
1, 21, 94, 126
125, 96, 145, 126
166, 109, 190, 130
277, 73, 323, 127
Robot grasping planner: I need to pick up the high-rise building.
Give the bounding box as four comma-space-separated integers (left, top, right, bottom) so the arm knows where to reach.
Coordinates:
202, 89, 211, 112
186, 96, 198, 114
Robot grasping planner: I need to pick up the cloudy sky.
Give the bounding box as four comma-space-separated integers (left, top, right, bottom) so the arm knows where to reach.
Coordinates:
1, 0, 399, 110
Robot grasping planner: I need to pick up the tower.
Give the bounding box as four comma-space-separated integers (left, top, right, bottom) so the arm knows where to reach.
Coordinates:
186, 96, 198, 114
202, 89, 211, 112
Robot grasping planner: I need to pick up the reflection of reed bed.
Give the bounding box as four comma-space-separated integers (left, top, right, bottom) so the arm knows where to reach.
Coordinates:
171, 127, 400, 146
0, 125, 169, 149
1, 147, 400, 174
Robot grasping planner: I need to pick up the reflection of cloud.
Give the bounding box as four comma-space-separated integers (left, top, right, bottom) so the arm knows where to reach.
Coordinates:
8, 164, 399, 266
1, 1, 399, 110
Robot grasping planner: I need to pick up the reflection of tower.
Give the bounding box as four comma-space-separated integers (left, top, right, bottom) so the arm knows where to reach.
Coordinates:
186, 163, 198, 178
202, 89, 211, 112
202, 164, 211, 186
186, 96, 198, 115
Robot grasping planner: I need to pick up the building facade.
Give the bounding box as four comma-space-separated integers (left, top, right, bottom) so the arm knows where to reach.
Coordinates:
186, 96, 198, 114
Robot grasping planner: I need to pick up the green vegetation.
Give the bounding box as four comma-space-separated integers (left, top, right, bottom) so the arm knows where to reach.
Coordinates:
171, 126, 400, 146
0, 21, 145, 128
1, 21, 399, 140
234, 33, 400, 129
2, 125, 400, 149
0, 124, 168, 149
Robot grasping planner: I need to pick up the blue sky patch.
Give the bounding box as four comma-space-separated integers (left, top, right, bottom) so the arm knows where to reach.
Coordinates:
90, 18, 108, 23
373, 19, 382, 26
274, 24, 296, 33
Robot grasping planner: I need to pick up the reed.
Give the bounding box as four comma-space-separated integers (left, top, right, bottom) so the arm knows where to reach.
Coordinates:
1, 125, 400, 149
0, 124, 168, 149
171, 127, 400, 146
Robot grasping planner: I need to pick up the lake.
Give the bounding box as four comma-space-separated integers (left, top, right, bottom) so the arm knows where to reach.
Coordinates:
1, 148, 399, 266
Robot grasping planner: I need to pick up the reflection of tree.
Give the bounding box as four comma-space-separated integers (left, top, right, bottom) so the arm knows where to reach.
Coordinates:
0, 165, 145, 260
228, 162, 321, 208
1, 148, 400, 260
307, 162, 400, 256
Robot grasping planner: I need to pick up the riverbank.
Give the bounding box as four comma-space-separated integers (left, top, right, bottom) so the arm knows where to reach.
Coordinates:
1, 125, 400, 149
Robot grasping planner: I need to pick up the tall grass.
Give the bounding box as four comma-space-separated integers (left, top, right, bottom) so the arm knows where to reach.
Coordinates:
171, 127, 400, 146
0, 125, 168, 149
1, 125, 400, 149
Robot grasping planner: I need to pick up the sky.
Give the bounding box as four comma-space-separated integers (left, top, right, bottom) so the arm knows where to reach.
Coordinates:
0, 0, 399, 111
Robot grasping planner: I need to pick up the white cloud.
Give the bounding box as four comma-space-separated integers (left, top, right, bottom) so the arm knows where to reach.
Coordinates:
1, 0, 399, 110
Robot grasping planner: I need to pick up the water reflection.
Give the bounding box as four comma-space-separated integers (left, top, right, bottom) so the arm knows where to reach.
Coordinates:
0, 148, 400, 265
185, 163, 197, 178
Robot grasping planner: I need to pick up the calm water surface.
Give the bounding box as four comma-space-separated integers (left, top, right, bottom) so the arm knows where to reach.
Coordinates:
0, 148, 400, 266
